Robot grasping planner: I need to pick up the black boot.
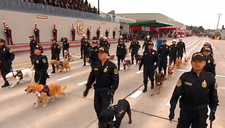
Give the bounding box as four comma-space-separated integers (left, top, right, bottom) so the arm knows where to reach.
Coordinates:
2, 82, 10, 88
142, 85, 147, 93
151, 83, 154, 89
51, 64, 56, 74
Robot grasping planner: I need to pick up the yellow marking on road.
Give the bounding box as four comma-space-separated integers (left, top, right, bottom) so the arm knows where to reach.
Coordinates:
214, 125, 224, 128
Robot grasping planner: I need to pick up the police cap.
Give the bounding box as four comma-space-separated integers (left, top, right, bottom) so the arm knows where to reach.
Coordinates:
192, 52, 205, 61
147, 42, 154, 46
35, 45, 43, 53
98, 47, 109, 54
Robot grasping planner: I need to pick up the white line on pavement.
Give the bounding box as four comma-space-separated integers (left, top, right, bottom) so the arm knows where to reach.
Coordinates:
216, 75, 225, 78
130, 90, 142, 99
57, 76, 71, 81
218, 87, 225, 90
136, 71, 143, 74
77, 81, 87, 86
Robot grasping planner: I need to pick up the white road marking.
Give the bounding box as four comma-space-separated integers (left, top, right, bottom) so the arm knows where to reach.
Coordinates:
77, 81, 87, 86
216, 75, 225, 78
70, 61, 81, 64
136, 71, 143, 74
57, 76, 71, 81
166, 99, 171, 107
218, 87, 225, 90
130, 90, 142, 99
177, 69, 190, 72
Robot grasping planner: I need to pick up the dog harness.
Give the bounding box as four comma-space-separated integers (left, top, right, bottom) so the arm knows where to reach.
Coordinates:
37, 85, 50, 97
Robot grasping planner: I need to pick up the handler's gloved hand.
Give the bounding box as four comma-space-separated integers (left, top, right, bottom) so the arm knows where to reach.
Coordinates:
83, 88, 89, 97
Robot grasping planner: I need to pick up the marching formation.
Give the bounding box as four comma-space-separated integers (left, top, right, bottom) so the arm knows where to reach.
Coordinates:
0, 35, 219, 128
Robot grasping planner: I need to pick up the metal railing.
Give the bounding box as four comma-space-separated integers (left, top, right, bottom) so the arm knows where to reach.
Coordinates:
0, 0, 119, 23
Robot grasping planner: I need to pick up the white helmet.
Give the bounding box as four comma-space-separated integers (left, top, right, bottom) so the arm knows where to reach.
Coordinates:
104, 37, 107, 40
82, 34, 86, 37
172, 39, 176, 43
119, 35, 123, 38
100, 35, 103, 38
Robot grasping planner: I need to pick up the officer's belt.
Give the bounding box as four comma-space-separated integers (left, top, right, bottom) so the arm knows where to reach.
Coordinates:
94, 87, 110, 92
181, 104, 207, 110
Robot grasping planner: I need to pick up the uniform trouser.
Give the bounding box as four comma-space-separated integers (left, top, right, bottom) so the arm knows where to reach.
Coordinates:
169, 56, 176, 65
159, 58, 167, 75
83, 52, 89, 65
35, 36, 40, 43
143, 69, 154, 88
53, 35, 57, 41
177, 107, 208, 128
34, 72, 48, 85
117, 56, 125, 70
1, 68, 10, 85
72, 35, 75, 41
7, 36, 13, 45
30, 53, 35, 65
178, 52, 183, 60
131, 52, 138, 64
94, 90, 111, 121
80, 48, 84, 58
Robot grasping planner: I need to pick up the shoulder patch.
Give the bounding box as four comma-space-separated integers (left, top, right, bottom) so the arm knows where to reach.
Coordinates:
42, 58, 47, 63
114, 68, 118, 74
176, 79, 182, 87
202, 80, 207, 88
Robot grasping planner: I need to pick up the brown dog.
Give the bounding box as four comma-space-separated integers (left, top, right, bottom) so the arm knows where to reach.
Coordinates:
175, 59, 182, 69
135, 54, 143, 65
64, 50, 74, 62
25, 83, 67, 107
51, 60, 71, 72
151, 72, 164, 96
109, 54, 115, 60
184, 56, 190, 64
167, 65, 175, 79
123, 60, 132, 70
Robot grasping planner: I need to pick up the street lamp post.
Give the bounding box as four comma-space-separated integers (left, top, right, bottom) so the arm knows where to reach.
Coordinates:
98, 0, 100, 14
217, 13, 222, 30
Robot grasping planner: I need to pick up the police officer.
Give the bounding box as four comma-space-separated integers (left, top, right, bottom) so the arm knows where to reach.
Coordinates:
71, 27, 75, 41
116, 40, 127, 70
0, 38, 15, 88
105, 29, 109, 38
169, 52, 219, 128
33, 45, 49, 85
80, 34, 86, 59
52, 27, 57, 41
4, 25, 14, 45
203, 48, 216, 76
158, 39, 169, 76
51, 39, 61, 74
29, 35, 37, 65
100, 37, 110, 49
177, 38, 186, 59
142, 35, 151, 52
129, 38, 140, 64
83, 38, 91, 66
83, 47, 119, 124
34, 26, 40, 43
139, 42, 158, 92
113, 30, 116, 39
169, 39, 178, 65
89, 41, 99, 67
62, 37, 70, 58
87, 28, 91, 40
200, 41, 213, 56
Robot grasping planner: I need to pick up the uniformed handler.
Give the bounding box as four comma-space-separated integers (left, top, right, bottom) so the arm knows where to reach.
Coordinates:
177, 38, 186, 59
169, 52, 219, 128
0, 38, 15, 88
142, 35, 151, 52
203, 48, 216, 76
129, 38, 140, 65
80, 34, 86, 59
29, 35, 37, 65
83, 47, 119, 125
50, 39, 61, 73
139, 42, 159, 92
169, 39, 178, 65
83, 38, 91, 66
89, 41, 99, 67
33, 45, 49, 85
62, 37, 70, 58
200, 41, 213, 56
116, 40, 127, 70
158, 39, 169, 76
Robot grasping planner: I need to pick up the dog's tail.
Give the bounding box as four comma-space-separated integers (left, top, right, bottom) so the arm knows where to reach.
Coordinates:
62, 85, 67, 90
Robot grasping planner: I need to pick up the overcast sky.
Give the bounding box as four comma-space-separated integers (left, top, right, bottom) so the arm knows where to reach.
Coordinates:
89, 0, 225, 29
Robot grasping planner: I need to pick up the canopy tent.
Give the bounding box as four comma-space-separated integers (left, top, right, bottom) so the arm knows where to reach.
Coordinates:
128, 20, 173, 27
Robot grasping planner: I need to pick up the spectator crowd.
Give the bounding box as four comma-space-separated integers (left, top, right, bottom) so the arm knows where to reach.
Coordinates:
21, 0, 98, 14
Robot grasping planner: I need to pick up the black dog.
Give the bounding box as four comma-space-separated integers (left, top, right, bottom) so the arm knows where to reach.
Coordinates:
99, 99, 132, 128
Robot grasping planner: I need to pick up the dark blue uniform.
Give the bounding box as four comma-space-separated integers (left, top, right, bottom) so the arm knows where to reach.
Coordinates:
177, 41, 186, 59
158, 44, 169, 75
203, 56, 216, 76
169, 44, 178, 65
116, 43, 127, 70
129, 40, 140, 64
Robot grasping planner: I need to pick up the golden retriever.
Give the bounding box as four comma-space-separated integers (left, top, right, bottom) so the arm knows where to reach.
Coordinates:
167, 65, 175, 79
175, 59, 182, 69
51, 60, 71, 72
25, 83, 67, 107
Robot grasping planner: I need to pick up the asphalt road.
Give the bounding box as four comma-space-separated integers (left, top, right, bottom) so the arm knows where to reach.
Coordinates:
0, 37, 224, 128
